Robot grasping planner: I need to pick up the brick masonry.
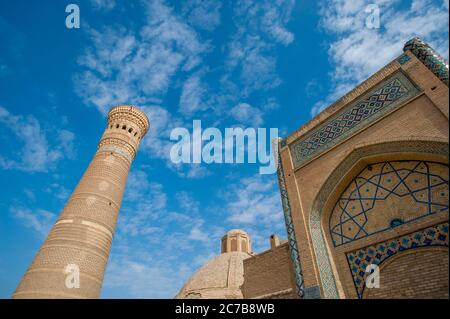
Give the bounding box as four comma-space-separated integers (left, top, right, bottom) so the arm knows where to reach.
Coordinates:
242, 243, 298, 299
13, 106, 150, 299
279, 38, 449, 299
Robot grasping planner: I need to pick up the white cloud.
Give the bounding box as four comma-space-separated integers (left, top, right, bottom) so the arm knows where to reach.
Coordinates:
227, 34, 282, 94
119, 169, 168, 236
179, 72, 208, 115
312, 0, 449, 116
135, 104, 214, 179
181, 0, 222, 32
44, 183, 71, 201
23, 189, 36, 202
230, 102, 264, 127
217, 174, 285, 251
75, 0, 295, 169
225, 175, 281, 225
225, 0, 296, 95
76, 0, 209, 115
234, 0, 296, 45
170, 163, 213, 179
10, 206, 56, 235
176, 191, 200, 215
90, 0, 116, 11
188, 165, 211, 179
57, 130, 76, 160
0, 106, 76, 172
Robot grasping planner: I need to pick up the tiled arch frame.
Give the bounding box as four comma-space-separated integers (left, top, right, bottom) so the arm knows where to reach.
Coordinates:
309, 138, 449, 299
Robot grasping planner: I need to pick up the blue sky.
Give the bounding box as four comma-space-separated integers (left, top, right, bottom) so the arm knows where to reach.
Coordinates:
0, 0, 448, 298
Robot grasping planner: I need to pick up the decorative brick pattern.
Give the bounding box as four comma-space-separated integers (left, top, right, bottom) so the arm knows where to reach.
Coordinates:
13, 105, 150, 299
346, 222, 449, 298
290, 72, 419, 168
330, 161, 449, 247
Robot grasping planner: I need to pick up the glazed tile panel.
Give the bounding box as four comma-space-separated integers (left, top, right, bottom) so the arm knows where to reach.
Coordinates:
290, 72, 419, 169
330, 161, 449, 247
346, 222, 449, 298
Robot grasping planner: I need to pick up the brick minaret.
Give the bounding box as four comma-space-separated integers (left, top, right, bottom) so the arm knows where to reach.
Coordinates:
13, 105, 150, 299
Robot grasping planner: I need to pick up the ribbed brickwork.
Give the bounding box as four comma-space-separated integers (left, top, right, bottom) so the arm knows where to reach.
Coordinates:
13, 105, 149, 299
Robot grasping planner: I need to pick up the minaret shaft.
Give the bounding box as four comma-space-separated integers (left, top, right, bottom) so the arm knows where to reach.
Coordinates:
13, 105, 149, 299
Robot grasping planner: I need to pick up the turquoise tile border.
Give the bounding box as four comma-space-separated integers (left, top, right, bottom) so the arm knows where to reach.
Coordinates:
276, 140, 305, 298
290, 71, 419, 169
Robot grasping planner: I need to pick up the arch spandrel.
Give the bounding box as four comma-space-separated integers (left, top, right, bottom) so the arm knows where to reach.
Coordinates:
329, 161, 449, 247
309, 138, 449, 299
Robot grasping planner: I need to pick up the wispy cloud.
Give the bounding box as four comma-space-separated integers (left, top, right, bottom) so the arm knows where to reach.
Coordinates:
75, 0, 296, 172
230, 102, 264, 127
312, 0, 449, 116
44, 183, 71, 202
170, 163, 213, 179
0, 106, 76, 172
181, 0, 222, 32
90, 0, 116, 11
10, 206, 56, 235
217, 173, 285, 252
179, 71, 208, 115
75, 0, 209, 115
226, 0, 295, 94
224, 174, 283, 225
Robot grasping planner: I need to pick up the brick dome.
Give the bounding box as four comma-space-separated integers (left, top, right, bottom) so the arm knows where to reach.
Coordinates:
175, 251, 252, 299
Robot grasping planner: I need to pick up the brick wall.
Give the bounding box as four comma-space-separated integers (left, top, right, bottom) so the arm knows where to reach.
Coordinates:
242, 243, 297, 299
365, 248, 449, 299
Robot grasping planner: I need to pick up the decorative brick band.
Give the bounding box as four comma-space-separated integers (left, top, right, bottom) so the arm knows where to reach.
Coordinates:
108, 105, 150, 135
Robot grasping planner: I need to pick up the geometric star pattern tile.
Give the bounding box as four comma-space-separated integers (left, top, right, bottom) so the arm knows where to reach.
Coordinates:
290, 72, 419, 168
330, 161, 449, 247
346, 222, 449, 298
